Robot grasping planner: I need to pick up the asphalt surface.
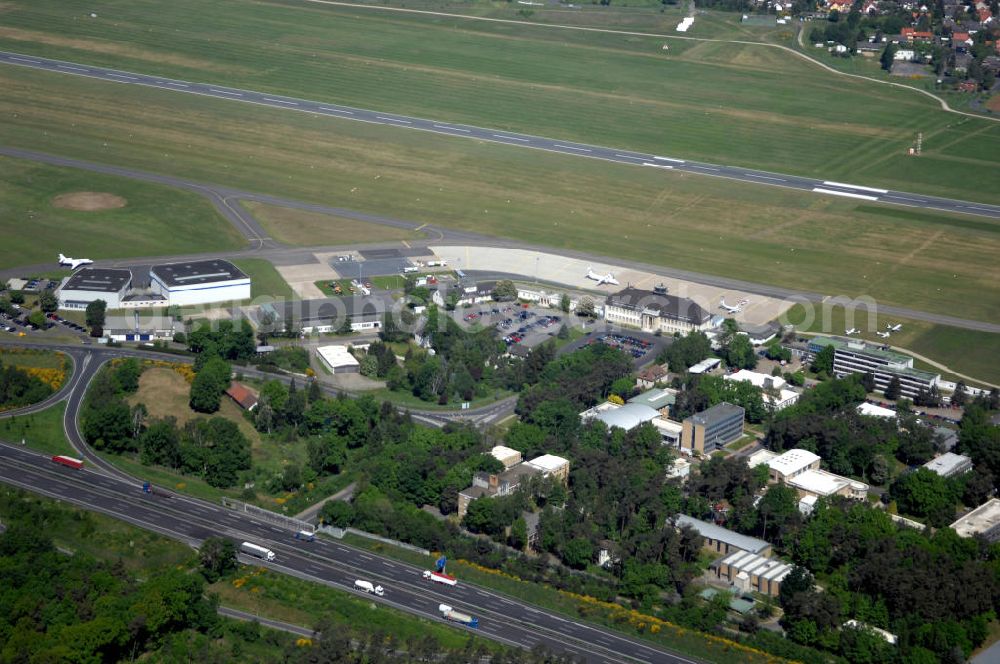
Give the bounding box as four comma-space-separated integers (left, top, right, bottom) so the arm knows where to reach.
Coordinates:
3, 50, 1000, 220
0, 442, 700, 664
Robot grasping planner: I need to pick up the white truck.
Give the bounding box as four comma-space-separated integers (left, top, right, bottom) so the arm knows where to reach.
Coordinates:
240, 541, 276, 562
439, 604, 479, 628
423, 570, 457, 586
354, 579, 385, 596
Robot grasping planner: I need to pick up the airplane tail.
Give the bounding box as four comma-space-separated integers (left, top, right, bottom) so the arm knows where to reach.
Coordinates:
58, 253, 66, 262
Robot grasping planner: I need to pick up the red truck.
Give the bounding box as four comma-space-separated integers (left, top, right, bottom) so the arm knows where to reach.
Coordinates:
51, 455, 84, 470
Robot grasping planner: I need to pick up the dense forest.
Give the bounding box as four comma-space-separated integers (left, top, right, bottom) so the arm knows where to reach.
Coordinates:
0, 360, 54, 410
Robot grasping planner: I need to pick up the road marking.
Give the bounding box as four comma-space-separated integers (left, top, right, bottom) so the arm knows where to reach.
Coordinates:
210, 88, 243, 96
167, 82, 189, 87
614, 153, 644, 160
653, 156, 685, 163
319, 106, 353, 114
745, 173, 786, 182
264, 97, 297, 105
107, 73, 137, 80
966, 206, 995, 212
10, 56, 41, 63
414, 223, 428, 231
499, 598, 515, 605
554, 144, 591, 152
812, 187, 879, 201
689, 165, 720, 171
884, 194, 927, 203
58, 65, 89, 71
642, 162, 673, 169
493, 134, 529, 142
377, 116, 411, 123
358, 553, 374, 561
450, 127, 471, 133
383, 561, 398, 569
822, 180, 888, 194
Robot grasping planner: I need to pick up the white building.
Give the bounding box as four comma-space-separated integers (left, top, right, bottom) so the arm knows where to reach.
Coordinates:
688, 357, 722, 375
923, 452, 973, 478
150, 259, 251, 306
764, 449, 821, 483
580, 400, 684, 448
316, 345, 360, 373
490, 445, 523, 470
56, 268, 132, 309
788, 468, 869, 500
724, 369, 800, 410
858, 402, 898, 419
603, 287, 717, 335
951, 499, 1000, 542
525, 454, 570, 482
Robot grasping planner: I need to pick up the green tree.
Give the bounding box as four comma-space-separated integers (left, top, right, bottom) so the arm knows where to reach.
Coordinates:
492, 280, 518, 301
811, 345, 834, 375
189, 357, 231, 413
880, 43, 897, 70
891, 467, 957, 526
562, 537, 593, 569
559, 293, 571, 313
199, 537, 237, 583
9, 291, 24, 305
884, 375, 902, 401
84, 299, 107, 332
725, 333, 756, 370
509, 516, 528, 550
27, 310, 47, 329
320, 500, 354, 528
140, 418, 182, 467
38, 290, 58, 314
575, 296, 595, 318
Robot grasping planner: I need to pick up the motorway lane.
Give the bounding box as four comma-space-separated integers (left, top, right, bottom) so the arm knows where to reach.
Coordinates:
3, 51, 1000, 220
0, 443, 698, 664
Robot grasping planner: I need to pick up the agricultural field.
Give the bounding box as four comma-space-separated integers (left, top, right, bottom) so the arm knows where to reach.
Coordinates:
242, 201, 421, 247
2, 65, 997, 325
0, 155, 244, 268
0, 0, 997, 205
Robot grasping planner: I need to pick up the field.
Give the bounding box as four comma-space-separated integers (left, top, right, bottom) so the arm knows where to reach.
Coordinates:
783, 304, 1000, 387
243, 201, 420, 247
2, 67, 998, 326
231, 258, 295, 300
0, 154, 244, 268
0, 403, 74, 456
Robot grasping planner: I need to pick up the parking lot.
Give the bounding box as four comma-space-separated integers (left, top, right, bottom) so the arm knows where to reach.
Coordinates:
591, 333, 654, 359
458, 304, 566, 349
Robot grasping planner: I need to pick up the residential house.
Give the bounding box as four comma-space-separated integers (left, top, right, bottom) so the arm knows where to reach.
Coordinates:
636, 364, 668, 389
226, 382, 259, 411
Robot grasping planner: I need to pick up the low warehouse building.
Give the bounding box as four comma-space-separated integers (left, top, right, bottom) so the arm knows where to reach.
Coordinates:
675, 515, 771, 557
715, 551, 792, 597
150, 259, 250, 306
316, 345, 360, 374
57, 268, 132, 309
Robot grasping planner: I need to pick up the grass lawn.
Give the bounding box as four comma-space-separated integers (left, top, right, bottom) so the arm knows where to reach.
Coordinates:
0, 346, 68, 370
314, 279, 360, 297
242, 201, 420, 247
727, 435, 757, 452
0, 403, 74, 456
783, 304, 1000, 387
2, 69, 997, 325
231, 258, 295, 300
371, 275, 406, 291
0, 154, 244, 269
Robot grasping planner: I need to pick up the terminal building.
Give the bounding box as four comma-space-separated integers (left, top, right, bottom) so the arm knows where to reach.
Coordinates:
56, 268, 132, 309
603, 287, 717, 335
150, 260, 251, 306
807, 336, 939, 399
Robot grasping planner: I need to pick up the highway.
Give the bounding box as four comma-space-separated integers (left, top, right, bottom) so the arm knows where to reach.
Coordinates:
0, 442, 699, 663
3, 50, 1000, 221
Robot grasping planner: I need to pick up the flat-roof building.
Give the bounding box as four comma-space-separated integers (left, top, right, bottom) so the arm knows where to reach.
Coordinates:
951, 498, 1000, 542
57, 268, 132, 309
525, 454, 570, 483
766, 449, 821, 483
725, 369, 800, 410
457, 455, 570, 519
681, 402, 744, 455
715, 550, 792, 597
858, 402, 898, 419
787, 468, 869, 500
688, 357, 722, 375
490, 445, 522, 470
808, 336, 939, 399
675, 514, 771, 557
316, 345, 360, 374
603, 287, 717, 335
628, 388, 676, 415
150, 259, 250, 306
924, 452, 973, 478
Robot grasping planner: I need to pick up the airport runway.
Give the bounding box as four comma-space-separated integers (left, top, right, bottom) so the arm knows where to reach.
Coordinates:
3, 50, 1000, 220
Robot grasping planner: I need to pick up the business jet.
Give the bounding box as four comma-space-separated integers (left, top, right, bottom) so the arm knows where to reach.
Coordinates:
886, 323, 902, 332
719, 298, 743, 314
845, 328, 859, 335
876, 331, 891, 339
585, 267, 619, 286
58, 253, 93, 270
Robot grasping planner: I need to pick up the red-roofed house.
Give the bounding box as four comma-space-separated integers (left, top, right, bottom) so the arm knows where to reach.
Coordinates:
226, 382, 259, 411
902, 27, 935, 41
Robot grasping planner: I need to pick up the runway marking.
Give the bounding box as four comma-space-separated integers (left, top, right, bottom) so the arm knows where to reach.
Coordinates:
642, 162, 673, 169
414, 223, 428, 231
450, 127, 471, 133
10, 56, 41, 63
614, 153, 645, 160
745, 173, 786, 182
555, 144, 591, 152
377, 116, 411, 123
210, 88, 243, 96
653, 156, 685, 163
493, 134, 529, 142
689, 165, 720, 171
167, 82, 189, 87
965, 206, 995, 212
812, 187, 879, 201
107, 73, 137, 80
885, 194, 927, 203
58, 65, 88, 71
823, 180, 888, 194
400, 240, 410, 249
264, 97, 298, 105
319, 106, 353, 114
432, 124, 454, 130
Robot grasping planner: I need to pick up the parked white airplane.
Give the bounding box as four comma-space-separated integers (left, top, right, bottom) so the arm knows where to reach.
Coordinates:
886, 323, 903, 332
719, 298, 743, 314
845, 328, 859, 335
58, 253, 93, 270
876, 331, 891, 338
585, 267, 619, 286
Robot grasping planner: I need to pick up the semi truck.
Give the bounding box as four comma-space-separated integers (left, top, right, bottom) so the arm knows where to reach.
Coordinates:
51, 455, 84, 470
423, 570, 457, 586
141, 481, 172, 498
240, 542, 276, 562
438, 604, 478, 628
354, 579, 385, 596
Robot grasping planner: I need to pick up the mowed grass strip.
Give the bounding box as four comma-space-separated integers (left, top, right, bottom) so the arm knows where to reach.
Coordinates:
231, 258, 295, 300
0, 0, 997, 203
0, 155, 244, 267
0, 403, 75, 457
1, 67, 997, 325
242, 201, 420, 247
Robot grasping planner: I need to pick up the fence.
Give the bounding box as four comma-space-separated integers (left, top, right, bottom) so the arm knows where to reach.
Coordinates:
221, 498, 315, 533
344, 527, 431, 556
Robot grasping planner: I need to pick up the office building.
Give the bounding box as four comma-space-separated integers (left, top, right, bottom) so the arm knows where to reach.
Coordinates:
681, 402, 745, 455
808, 336, 939, 399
